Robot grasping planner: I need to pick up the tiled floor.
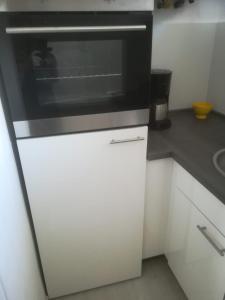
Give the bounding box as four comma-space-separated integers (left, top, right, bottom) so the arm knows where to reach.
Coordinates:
56, 256, 187, 300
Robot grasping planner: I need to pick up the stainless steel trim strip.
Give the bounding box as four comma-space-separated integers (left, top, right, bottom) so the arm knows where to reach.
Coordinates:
197, 225, 225, 257
14, 109, 150, 138
0, 0, 154, 12
110, 137, 145, 144
6, 25, 146, 34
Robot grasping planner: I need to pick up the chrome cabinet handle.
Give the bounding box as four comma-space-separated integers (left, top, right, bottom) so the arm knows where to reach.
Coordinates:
197, 225, 225, 257
110, 136, 145, 144
6, 25, 146, 34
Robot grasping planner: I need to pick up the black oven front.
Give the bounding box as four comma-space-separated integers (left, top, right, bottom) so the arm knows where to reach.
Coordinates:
0, 12, 152, 138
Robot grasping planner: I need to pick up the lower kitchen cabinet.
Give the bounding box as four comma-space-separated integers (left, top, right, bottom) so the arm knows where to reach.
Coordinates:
166, 163, 225, 300
17, 126, 148, 299
143, 158, 173, 259
166, 185, 192, 280
185, 204, 225, 300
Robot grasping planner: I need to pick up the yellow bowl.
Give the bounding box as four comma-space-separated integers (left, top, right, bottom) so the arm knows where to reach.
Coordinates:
192, 102, 213, 120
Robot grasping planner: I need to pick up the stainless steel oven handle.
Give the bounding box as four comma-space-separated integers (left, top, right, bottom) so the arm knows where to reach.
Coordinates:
6, 25, 147, 34
197, 225, 225, 257
110, 137, 145, 144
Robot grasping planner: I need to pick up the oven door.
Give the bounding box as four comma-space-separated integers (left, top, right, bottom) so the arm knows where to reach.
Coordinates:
0, 13, 152, 137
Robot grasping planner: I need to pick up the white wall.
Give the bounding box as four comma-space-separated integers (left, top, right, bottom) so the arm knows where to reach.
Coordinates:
207, 23, 225, 115
154, 0, 225, 24
152, 0, 225, 110
152, 23, 216, 110
0, 99, 46, 300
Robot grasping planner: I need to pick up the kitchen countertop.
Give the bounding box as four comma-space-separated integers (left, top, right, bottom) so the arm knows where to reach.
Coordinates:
147, 110, 225, 205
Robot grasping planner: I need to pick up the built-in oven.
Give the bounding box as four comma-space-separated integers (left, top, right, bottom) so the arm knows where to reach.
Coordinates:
0, 10, 152, 138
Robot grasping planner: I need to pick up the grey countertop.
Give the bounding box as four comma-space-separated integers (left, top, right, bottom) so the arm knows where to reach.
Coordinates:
147, 110, 225, 205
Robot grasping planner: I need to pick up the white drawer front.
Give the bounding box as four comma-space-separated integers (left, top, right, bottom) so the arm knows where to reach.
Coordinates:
182, 205, 225, 300
193, 180, 225, 238
173, 162, 225, 238
167, 184, 225, 300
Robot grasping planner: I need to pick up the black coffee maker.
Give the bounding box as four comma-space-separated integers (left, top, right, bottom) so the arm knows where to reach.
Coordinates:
150, 69, 172, 130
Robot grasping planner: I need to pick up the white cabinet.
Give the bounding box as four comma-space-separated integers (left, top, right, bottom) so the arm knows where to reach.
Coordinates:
143, 158, 173, 258
166, 162, 225, 300
17, 127, 148, 299
184, 205, 225, 300
166, 186, 192, 282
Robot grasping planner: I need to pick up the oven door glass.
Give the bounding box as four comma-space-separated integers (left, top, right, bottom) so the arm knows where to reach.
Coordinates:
10, 29, 150, 121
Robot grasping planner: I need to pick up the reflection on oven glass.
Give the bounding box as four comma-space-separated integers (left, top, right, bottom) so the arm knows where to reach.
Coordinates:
31, 40, 124, 107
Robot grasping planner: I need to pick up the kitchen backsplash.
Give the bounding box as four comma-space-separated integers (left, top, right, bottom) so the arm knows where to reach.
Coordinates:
207, 23, 225, 115
152, 0, 225, 113
152, 22, 216, 110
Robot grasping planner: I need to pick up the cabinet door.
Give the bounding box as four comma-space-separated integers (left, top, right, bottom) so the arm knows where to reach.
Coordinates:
143, 158, 173, 258
166, 186, 225, 300
17, 127, 147, 299
182, 205, 225, 300
166, 186, 192, 283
